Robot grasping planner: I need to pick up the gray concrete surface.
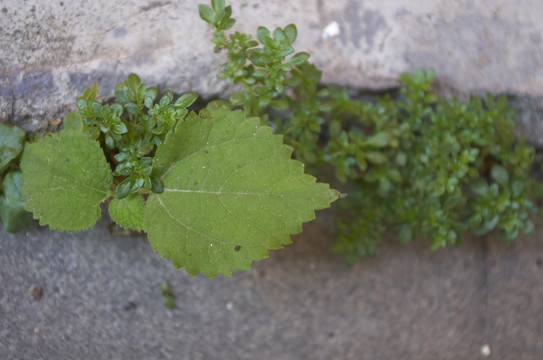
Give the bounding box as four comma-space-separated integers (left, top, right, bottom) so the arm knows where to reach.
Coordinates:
1, 0, 543, 141
1, 209, 542, 359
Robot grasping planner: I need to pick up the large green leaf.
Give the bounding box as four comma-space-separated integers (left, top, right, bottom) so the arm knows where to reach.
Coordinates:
21, 130, 112, 232
144, 109, 339, 278
0, 171, 33, 233
0, 124, 26, 171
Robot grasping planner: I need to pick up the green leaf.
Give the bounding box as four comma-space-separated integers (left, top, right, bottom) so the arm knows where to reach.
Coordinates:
127, 73, 141, 92
198, 4, 215, 24
220, 17, 236, 31
211, 0, 225, 12
364, 132, 392, 148
63, 110, 84, 132
490, 164, 509, 185
287, 52, 310, 65
125, 103, 140, 115
269, 99, 290, 110
21, 130, 112, 232
511, 180, 525, 198
108, 194, 144, 231
0, 171, 33, 233
273, 28, 286, 43
470, 178, 489, 197
79, 83, 98, 102
175, 93, 198, 108
144, 108, 339, 278
523, 219, 535, 235
472, 214, 500, 236
257, 26, 271, 45
284, 24, 297, 45
365, 152, 388, 164
0, 124, 26, 171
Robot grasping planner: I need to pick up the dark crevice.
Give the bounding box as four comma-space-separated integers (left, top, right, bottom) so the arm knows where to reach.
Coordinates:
481, 235, 491, 354
7, 75, 16, 123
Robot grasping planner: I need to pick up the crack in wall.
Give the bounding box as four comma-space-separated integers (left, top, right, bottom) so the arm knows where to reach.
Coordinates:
481, 235, 492, 357
7, 75, 16, 123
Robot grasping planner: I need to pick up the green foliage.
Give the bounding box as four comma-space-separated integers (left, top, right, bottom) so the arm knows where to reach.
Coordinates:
1, 171, 33, 233
74, 74, 198, 199
0, 124, 25, 171
160, 282, 176, 309
201, 2, 542, 264
328, 70, 538, 260
21, 130, 112, 231
0, 124, 33, 233
144, 108, 338, 278
17, 75, 338, 277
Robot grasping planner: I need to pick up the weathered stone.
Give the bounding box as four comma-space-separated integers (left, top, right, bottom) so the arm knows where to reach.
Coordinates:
2, 211, 542, 359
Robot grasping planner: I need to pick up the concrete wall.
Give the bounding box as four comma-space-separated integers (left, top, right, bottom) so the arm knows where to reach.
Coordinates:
1, 0, 542, 138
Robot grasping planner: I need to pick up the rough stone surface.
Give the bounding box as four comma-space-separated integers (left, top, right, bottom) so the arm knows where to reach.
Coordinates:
1, 0, 543, 136
1, 210, 543, 359
486, 232, 543, 360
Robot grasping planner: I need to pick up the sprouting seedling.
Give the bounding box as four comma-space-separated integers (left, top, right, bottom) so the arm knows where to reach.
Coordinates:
160, 282, 176, 309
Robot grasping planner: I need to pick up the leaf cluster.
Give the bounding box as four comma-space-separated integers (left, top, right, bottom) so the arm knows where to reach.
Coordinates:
200, 2, 542, 265
329, 70, 540, 264
71, 74, 198, 199
200, 0, 311, 122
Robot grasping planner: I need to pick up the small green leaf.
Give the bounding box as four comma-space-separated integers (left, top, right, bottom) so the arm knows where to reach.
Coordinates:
108, 194, 144, 231
287, 52, 310, 65
273, 28, 286, 43
220, 17, 236, 31
364, 132, 392, 148
0, 171, 33, 233
229, 92, 245, 105
175, 93, 198, 108
490, 164, 509, 185
470, 178, 489, 197
63, 110, 84, 132
211, 0, 225, 12
269, 99, 290, 110
523, 219, 535, 235
0, 124, 26, 171
127, 73, 141, 92
511, 180, 525, 198
257, 26, 271, 45
395, 152, 407, 167
145, 108, 339, 278
284, 24, 297, 45
125, 103, 140, 115
159, 282, 176, 308
116, 178, 132, 199
199, 4, 215, 24
472, 214, 500, 236
21, 131, 112, 232
365, 152, 388, 164
112, 122, 128, 135
79, 83, 98, 102
163, 296, 176, 309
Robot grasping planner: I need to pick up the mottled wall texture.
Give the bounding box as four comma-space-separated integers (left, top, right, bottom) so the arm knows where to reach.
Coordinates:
1, 0, 542, 141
